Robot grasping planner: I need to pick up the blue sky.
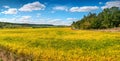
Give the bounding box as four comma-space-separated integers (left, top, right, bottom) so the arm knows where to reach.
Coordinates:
0, 0, 120, 25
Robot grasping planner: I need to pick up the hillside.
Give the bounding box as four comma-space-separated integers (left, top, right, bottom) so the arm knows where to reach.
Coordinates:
71, 7, 120, 29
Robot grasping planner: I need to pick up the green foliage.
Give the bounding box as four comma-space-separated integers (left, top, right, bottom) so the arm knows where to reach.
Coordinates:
72, 7, 120, 29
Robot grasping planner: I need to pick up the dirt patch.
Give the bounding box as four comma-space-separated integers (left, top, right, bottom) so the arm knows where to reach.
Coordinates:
0, 48, 32, 61
93, 27, 120, 32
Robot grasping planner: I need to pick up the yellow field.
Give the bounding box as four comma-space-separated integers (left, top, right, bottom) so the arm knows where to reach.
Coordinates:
0, 28, 120, 61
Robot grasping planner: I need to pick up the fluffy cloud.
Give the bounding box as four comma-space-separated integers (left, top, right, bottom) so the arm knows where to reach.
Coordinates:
19, 1, 45, 12
101, 1, 120, 9
3, 5, 10, 8
2, 8, 18, 14
53, 6, 68, 11
70, 6, 99, 12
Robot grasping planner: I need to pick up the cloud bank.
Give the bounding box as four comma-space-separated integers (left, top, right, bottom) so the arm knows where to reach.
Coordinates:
53, 6, 68, 11
70, 6, 99, 12
101, 1, 120, 9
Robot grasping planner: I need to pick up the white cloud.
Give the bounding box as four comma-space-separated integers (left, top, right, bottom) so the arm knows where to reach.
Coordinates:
99, 2, 102, 4
53, 6, 68, 11
19, 16, 31, 21
19, 1, 45, 12
20, 16, 31, 20
0, 18, 9, 22
2, 8, 18, 14
3, 5, 10, 8
70, 6, 99, 12
0, 18, 18, 23
32, 18, 71, 25
66, 18, 77, 21
101, 1, 120, 9
0, 17, 71, 25
36, 19, 65, 25
0, 16, 32, 23
47, 19, 69, 25
48, 19, 62, 23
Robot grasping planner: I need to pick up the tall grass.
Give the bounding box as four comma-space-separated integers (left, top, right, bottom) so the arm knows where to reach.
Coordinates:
0, 28, 120, 61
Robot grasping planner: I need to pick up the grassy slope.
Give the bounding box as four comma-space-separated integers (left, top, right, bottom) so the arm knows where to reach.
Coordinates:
0, 28, 120, 61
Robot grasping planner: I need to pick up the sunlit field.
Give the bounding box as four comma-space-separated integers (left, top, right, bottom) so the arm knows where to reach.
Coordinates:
0, 28, 120, 61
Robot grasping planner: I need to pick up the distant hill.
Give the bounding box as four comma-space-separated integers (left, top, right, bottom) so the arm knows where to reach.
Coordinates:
0, 22, 69, 28
0, 22, 54, 28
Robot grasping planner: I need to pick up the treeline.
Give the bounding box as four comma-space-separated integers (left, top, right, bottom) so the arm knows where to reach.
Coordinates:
0, 22, 69, 29
0, 22, 54, 28
71, 7, 120, 29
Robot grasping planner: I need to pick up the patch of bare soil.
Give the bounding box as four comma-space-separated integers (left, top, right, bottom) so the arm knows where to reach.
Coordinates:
95, 27, 120, 32
0, 48, 33, 61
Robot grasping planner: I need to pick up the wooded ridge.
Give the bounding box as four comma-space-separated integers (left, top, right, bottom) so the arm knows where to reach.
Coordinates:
71, 7, 120, 29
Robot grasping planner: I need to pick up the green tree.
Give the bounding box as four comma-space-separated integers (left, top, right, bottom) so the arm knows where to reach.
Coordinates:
71, 7, 120, 29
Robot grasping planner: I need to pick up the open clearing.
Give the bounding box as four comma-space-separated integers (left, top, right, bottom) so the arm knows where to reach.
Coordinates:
0, 28, 120, 61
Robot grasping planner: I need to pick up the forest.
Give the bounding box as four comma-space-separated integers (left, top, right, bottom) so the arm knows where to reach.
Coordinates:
71, 7, 120, 29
